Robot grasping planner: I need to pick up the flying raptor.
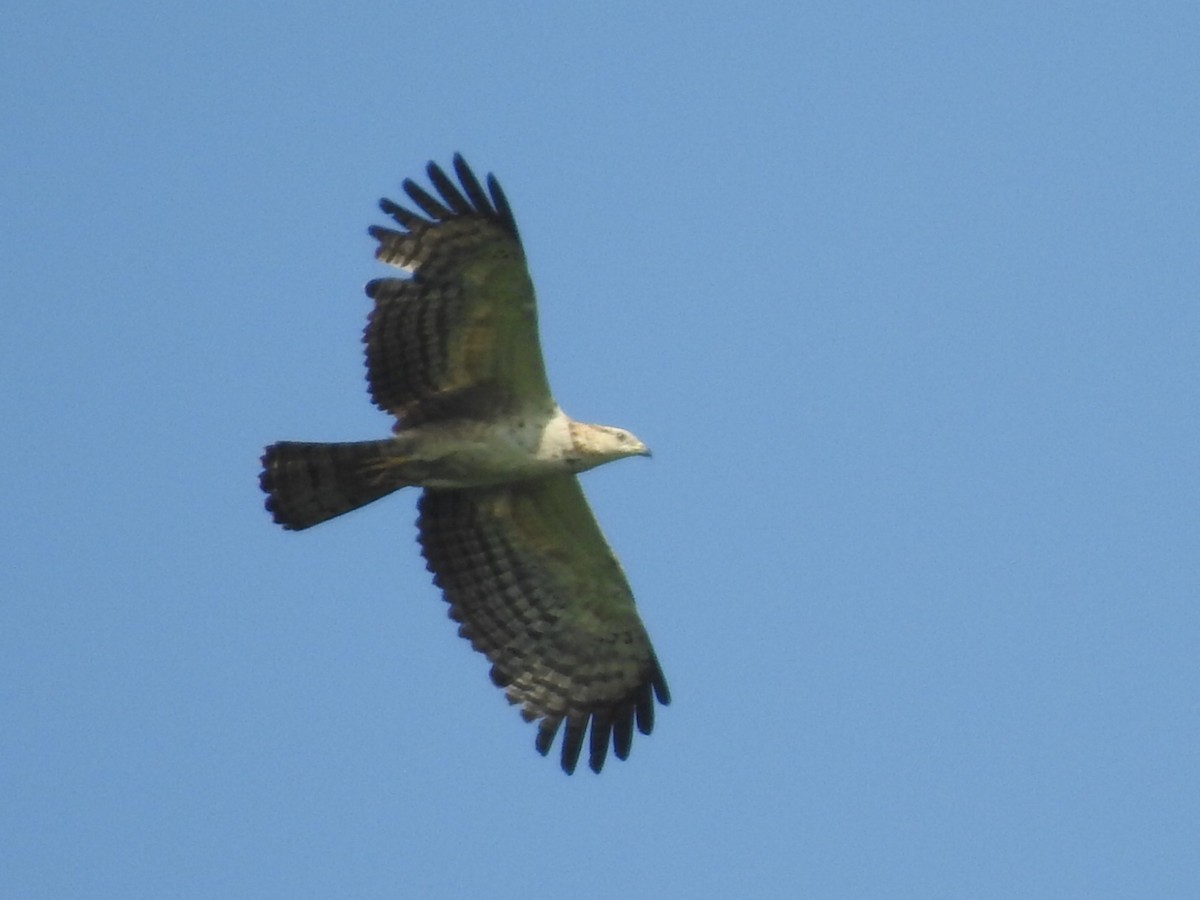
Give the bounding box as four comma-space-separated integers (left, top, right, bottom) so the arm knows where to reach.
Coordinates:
260, 155, 669, 774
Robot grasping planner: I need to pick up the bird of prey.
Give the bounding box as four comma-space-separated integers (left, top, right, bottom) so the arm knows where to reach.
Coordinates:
259, 155, 669, 774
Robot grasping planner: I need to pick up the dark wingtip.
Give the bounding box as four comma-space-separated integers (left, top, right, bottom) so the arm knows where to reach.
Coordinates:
486, 172, 519, 240
588, 716, 613, 774
612, 711, 634, 761
535, 718, 560, 758
560, 719, 586, 775
402, 178, 452, 221
377, 197, 421, 231
526, 663, 670, 773
426, 160, 472, 215
653, 662, 671, 706
635, 683, 656, 736
450, 154, 496, 218
375, 156, 518, 241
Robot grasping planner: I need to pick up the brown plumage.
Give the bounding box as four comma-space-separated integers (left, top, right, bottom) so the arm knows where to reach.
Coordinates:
260, 155, 668, 773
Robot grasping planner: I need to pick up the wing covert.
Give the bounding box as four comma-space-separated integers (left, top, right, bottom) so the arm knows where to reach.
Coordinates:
417, 475, 670, 774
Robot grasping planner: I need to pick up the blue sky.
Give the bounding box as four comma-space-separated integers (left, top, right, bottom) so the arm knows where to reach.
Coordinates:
3, 3, 1197, 897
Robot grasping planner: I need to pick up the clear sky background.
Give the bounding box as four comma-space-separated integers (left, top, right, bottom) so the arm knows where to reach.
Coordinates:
3, 3, 1197, 898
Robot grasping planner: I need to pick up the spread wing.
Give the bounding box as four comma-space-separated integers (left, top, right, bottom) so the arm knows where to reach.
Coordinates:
364, 155, 553, 425
417, 475, 670, 774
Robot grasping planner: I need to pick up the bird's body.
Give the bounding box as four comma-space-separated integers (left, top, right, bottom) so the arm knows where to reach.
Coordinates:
401, 411, 570, 488
260, 156, 668, 774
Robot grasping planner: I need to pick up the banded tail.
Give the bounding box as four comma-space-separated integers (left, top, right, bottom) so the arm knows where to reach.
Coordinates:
260, 440, 410, 530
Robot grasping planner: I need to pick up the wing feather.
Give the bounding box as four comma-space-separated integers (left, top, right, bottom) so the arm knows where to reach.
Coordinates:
612, 714, 634, 761
364, 155, 550, 424
417, 475, 669, 774
424, 161, 474, 216
453, 156, 496, 219
484, 173, 519, 238
401, 177, 455, 221
378, 197, 424, 231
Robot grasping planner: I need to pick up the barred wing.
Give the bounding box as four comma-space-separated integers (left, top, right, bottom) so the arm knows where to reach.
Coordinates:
365, 155, 553, 425
418, 475, 670, 774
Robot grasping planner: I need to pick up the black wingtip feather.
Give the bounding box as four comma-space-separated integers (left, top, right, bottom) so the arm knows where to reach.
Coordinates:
452, 154, 495, 217
377, 198, 421, 230
612, 712, 634, 761
402, 179, 453, 221
523, 662, 670, 773
426, 161, 473, 215
635, 685, 656, 735
560, 720, 586, 775
653, 666, 672, 706
535, 719, 560, 758
532, 693, 662, 774
374, 156, 519, 242
588, 717, 613, 774
486, 173, 519, 239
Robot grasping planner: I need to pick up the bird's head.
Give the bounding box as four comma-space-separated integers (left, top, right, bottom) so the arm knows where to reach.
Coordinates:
568, 422, 651, 470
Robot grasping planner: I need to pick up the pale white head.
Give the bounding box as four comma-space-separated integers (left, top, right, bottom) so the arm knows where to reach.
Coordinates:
568, 421, 651, 472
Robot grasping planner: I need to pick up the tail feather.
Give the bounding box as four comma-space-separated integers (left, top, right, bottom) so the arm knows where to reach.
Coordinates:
260, 440, 409, 530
